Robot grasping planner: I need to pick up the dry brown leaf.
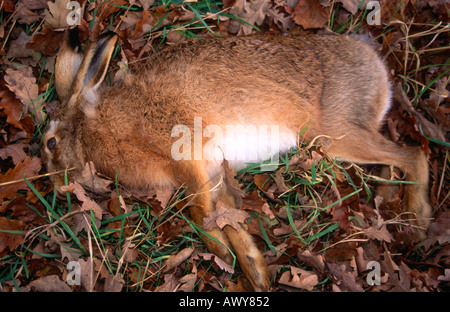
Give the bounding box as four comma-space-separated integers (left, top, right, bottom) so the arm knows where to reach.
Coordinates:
203, 200, 250, 231
229, 0, 271, 35
274, 170, 291, 193
59, 240, 83, 262
267, 5, 294, 32
136, 0, 155, 10
363, 224, 394, 243
70, 206, 94, 235
1, 0, 15, 12
327, 262, 364, 292
26, 26, 65, 56
331, 202, 351, 231
272, 222, 297, 236
0, 156, 42, 203
97, 0, 127, 21
195, 252, 235, 274
422, 211, 450, 250
278, 266, 319, 291
164, 247, 195, 272
223, 159, 246, 208
264, 242, 289, 265
337, 0, 371, 14
13, 0, 48, 25
0, 143, 28, 164
28, 275, 72, 292
393, 82, 445, 144
0, 88, 34, 135
177, 263, 198, 292
154, 273, 179, 292
0, 216, 25, 257
78, 257, 110, 291
104, 275, 124, 292
4, 66, 45, 124
77, 161, 112, 195
44, 0, 76, 29
60, 181, 103, 220
0, 195, 46, 225
297, 249, 325, 272
6, 32, 40, 62
253, 173, 271, 192
120, 241, 139, 263
242, 190, 275, 219
155, 187, 174, 208
291, 0, 328, 29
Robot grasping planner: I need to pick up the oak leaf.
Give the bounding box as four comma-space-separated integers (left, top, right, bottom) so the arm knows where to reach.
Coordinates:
13, 0, 48, 25
78, 257, 110, 291
1, 0, 15, 12
77, 161, 112, 195
203, 200, 250, 231
4, 66, 45, 124
60, 181, 103, 220
278, 266, 319, 291
0, 88, 28, 132
44, 0, 76, 29
337, 0, 371, 15
229, 0, 271, 35
154, 273, 179, 292
177, 263, 198, 292
0, 143, 28, 164
242, 190, 275, 219
297, 250, 325, 272
327, 262, 364, 292
164, 247, 195, 272
6, 32, 40, 62
0, 156, 42, 204
331, 202, 351, 232
97, 0, 127, 21
136, 0, 155, 10
291, 0, 328, 29
26, 26, 65, 56
363, 224, 394, 243
195, 252, 235, 274
0, 217, 25, 257
28, 275, 72, 292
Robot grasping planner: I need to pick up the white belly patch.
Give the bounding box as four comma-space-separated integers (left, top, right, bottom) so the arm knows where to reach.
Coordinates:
170, 117, 298, 176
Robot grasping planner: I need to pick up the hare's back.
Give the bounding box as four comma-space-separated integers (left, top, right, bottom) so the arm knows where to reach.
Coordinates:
121, 34, 389, 134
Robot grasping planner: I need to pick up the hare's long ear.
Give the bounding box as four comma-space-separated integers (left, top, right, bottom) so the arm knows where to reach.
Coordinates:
72, 32, 118, 115
55, 28, 83, 101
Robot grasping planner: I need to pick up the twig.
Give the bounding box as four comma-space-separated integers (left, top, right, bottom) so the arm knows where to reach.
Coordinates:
0, 168, 76, 188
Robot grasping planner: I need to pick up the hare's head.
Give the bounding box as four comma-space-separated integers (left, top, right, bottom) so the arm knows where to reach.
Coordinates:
42, 30, 118, 190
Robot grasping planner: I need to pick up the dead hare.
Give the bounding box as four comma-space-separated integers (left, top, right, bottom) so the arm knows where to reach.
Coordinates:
42, 30, 432, 291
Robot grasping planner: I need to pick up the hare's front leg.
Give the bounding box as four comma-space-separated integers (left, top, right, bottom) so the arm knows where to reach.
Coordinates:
190, 186, 271, 291
184, 161, 271, 291
222, 224, 271, 291
214, 185, 271, 292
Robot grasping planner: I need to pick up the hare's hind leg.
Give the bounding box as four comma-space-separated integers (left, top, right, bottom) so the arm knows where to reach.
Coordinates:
326, 130, 431, 239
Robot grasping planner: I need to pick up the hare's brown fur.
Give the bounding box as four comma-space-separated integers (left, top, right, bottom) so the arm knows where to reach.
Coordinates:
43, 33, 432, 291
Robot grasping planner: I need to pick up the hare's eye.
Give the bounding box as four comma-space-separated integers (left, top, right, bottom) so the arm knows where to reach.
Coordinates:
47, 137, 57, 153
